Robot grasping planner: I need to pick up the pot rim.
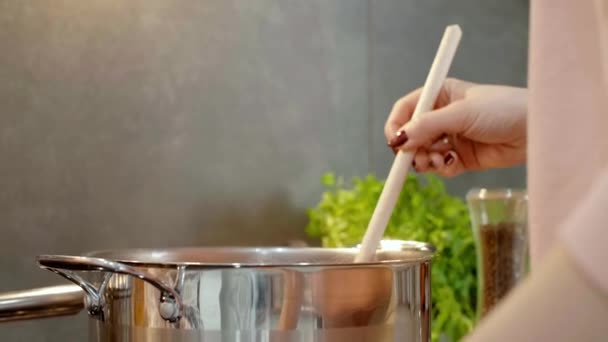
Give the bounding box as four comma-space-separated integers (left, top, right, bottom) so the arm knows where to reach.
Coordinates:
76, 240, 436, 268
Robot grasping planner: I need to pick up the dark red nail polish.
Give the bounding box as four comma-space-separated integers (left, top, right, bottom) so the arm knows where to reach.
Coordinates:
388, 130, 408, 147
444, 153, 455, 166
412, 160, 416, 169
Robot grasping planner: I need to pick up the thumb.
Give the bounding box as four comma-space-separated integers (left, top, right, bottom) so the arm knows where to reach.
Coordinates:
397, 101, 474, 150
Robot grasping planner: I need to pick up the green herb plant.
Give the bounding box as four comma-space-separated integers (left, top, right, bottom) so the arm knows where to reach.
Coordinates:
306, 172, 477, 342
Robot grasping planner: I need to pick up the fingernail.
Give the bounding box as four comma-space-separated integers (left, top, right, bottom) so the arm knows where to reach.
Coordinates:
444, 152, 455, 166
388, 130, 408, 147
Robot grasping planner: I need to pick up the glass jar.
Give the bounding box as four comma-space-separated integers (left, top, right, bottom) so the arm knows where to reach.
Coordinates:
466, 188, 529, 320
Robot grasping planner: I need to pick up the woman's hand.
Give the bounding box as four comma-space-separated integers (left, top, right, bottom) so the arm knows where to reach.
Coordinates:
385, 78, 528, 177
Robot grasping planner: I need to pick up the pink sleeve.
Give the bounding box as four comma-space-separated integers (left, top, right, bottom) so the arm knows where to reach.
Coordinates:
528, 0, 608, 292
560, 170, 608, 294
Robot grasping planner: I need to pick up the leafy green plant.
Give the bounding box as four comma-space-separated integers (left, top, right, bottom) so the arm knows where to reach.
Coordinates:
306, 172, 477, 342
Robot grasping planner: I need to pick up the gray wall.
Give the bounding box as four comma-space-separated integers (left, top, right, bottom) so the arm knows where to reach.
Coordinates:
0, 1, 527, 340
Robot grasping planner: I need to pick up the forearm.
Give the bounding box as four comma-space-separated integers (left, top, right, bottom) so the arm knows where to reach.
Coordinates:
464, 244, 608, 341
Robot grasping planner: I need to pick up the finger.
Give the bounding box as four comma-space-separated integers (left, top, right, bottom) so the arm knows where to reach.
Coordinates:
385, 88, 423, 142
428, 134, 452, 152
386, 78, 472, 149
397, 101, 475, 151
435, 151, 465, 178
428, 152, 445, 170
413, 150, 431, 172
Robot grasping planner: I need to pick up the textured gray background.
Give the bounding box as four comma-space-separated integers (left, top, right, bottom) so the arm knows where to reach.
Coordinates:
0, 1, 528, 340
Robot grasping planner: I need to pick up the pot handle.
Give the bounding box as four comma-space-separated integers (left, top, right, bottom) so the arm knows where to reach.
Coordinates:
0, 285, 84, 322
37, 255, 183, 322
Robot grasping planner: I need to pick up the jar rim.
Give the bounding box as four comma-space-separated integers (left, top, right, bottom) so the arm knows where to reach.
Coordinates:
466, 187, 527, 200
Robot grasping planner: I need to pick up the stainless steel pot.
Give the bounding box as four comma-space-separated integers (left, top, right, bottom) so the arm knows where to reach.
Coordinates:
0, 240, 434, 341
